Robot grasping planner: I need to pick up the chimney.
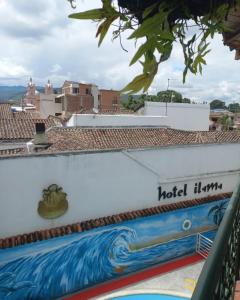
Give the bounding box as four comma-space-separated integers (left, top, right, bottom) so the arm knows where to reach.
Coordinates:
27, 123, 49, 153
34, 123, 48, 145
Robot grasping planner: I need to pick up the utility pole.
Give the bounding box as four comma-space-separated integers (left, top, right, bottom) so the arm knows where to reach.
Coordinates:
165, 78, 171, 115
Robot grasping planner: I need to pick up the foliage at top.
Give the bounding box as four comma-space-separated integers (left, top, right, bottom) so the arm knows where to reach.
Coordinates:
68, 0, 240, 93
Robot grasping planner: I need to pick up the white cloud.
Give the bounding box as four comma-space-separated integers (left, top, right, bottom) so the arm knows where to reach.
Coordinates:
50, 64, 62, 73
0, 59, 30, 78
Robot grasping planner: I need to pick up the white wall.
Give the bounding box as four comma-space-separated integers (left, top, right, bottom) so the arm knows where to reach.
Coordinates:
144, 102, 210, 131
0, 142, 240, 238
39, 94, 62, 118
67, 114, 169, 127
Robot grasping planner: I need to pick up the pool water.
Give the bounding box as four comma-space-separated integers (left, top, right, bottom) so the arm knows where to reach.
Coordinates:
112, 295, 189, 300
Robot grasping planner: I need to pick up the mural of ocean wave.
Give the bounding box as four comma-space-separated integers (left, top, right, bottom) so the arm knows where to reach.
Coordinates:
0, 226, 215, 300
0, 198, 227, 300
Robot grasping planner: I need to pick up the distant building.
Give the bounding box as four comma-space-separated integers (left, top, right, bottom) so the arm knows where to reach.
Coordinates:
35, 80, 121, 118
209, 109, 234, 131
35, 80, 62, 118
61, 81, 120, 113
24, 78, 39, 105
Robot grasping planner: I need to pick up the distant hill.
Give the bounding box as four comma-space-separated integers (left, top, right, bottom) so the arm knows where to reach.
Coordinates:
0, 86, 61, 102
0, 86, 26, 102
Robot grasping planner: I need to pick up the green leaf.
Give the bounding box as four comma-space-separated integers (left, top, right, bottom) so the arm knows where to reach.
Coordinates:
121, 74, 149, 94
128, 11, 167, 39
143, 2, 159, 19
69, 9, 104, 20
158, 31, 174, 41
199, 57, 206, 65
143, 74, 154, 92
96, 16, 118, 46
130, 43, 149, 66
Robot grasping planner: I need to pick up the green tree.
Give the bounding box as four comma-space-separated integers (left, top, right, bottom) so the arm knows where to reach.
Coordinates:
218, 115, 234, 130
210, 100, 226, 110
182, 97, 191, 104
228, 103, 240, 113
68, 0, 239, 93
122, 95, 145, 110
156, 90, 182, 103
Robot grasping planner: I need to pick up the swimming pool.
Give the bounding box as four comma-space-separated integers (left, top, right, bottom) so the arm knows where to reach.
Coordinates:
111, 295, 189, 300
99, 290, 190, 300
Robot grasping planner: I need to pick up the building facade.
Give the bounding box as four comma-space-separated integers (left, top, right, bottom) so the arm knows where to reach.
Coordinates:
61, 80, 120, 113
24, 78, 39, 106
143, 102, 210, 131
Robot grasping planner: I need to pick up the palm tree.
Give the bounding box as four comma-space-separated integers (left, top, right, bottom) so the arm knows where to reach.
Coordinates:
208, 201, 228, 225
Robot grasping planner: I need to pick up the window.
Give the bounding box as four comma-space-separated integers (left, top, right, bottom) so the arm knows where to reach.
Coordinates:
112, 96, 118, 105
55, 97, 62, 103
72, 88, 79, 94
86, 88, 91, 95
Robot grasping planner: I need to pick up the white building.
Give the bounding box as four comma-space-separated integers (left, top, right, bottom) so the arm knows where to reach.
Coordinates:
66, 102, 210, 131
67, 113, 168, 127
0, 127, 239, 238
143, 102, 210, 131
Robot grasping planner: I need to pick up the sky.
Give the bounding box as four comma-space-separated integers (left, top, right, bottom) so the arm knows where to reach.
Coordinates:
0, 0, 239, 103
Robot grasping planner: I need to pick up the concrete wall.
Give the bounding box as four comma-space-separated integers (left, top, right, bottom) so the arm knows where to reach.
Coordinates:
144, 102, 210, 131
66, 114, 169, 127
0, 142, 240, 238
39, 94, 62, 118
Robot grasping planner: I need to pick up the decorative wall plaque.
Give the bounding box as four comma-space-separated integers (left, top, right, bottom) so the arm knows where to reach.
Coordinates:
38, 184, 68, 219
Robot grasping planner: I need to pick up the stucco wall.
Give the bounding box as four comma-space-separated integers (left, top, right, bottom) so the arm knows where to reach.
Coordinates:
0, 143, 239, 237
66, 114, 169, 127
144, 102, 210, 131
39, 94, 62, 118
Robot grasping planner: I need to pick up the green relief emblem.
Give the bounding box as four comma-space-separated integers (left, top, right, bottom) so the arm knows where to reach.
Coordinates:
38, 184, 68, 219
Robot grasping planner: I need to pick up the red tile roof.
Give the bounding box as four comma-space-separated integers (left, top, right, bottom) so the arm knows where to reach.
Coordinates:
44, 127, 240, 153
0, 104, 56, 141
0, 103, 41, 119
0, 119, 55, 140
0, 103, 12, 118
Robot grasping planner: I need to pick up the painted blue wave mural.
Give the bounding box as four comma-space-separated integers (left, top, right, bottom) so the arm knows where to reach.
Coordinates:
0, 199, 228, 300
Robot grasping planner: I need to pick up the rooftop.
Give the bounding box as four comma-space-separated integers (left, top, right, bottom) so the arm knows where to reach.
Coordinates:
0, 103, 57, 141
43, 127, 240, 154
0, 119, 56, 141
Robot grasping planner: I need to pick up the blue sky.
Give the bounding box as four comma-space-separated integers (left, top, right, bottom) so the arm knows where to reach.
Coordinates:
0, 0, 239, 103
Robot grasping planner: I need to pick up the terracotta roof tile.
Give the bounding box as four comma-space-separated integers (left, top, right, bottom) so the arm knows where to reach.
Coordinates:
0, 103, 56, 141
43, 127, 240, 153
0, 119, 55, 140
0, 103, 12, 118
